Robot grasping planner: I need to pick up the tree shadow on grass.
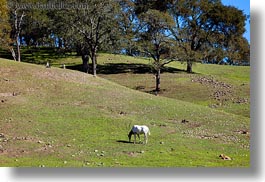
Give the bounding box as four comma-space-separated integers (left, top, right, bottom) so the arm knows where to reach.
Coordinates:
67, 63, 186, 75
66, 64, 86, 72
98, 63, 186, 74
1, 47, 74, 64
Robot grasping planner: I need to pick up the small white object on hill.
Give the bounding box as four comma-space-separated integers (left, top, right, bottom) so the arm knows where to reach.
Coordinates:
46, 62, 50, 68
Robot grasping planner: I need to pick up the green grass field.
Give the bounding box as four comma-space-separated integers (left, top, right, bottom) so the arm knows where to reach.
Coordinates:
0, 51, 250, 167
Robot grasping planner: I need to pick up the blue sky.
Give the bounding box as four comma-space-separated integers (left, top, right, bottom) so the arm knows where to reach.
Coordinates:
221, 0, 250, 43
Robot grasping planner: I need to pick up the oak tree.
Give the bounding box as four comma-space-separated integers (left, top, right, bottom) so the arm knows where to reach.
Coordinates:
137, 9, 176, 92
170, 0, 247, 72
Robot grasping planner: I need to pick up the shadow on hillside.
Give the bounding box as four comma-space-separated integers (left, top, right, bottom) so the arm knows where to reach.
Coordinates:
67, 63, 186, 75
0, 47, 74, 64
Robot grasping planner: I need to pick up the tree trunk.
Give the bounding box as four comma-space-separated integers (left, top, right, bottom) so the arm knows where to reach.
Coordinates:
82, 54, 89, 73
9, 47, 17, 61
91, 51, 97, 76
155, 68, 161, 92
186, 60, 193, 73
16, 38, 21, 62
77, 43, 90, 73
13, 10, 25, 62
58, 38, 62, 48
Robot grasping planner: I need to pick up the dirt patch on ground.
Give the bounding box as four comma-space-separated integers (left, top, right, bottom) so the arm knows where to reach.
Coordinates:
191, 77, 233, 101
191, 76, 232, 89
0, 132, 54, 158
181, 119, 202, 128
234, 129, 250, 135
0, 92, 19, 97
191, 76, 237, 106
122, 151, 140, 157
191, 77, 232, 100
232, 97, 248, 104
191, 76, 249, 107
166, 129, 176, 134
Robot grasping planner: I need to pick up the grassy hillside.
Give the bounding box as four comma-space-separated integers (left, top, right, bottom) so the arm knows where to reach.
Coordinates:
97, 54, 250, 117
21, 50, 249, 117
10, 49, 249, 117
0, 58, 250, 167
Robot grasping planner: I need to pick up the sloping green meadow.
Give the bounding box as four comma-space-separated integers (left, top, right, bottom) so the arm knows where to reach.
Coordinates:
0, 58, 249, 167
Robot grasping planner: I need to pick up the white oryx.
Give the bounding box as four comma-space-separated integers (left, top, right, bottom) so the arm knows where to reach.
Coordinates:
128, 125, 150, 144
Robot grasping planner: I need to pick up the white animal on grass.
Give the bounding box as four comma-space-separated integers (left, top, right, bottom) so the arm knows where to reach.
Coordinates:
128, 125, 150, 144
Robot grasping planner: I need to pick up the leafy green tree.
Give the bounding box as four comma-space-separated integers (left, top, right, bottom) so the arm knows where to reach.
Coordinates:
134, 0, 174, 14
117, 0, 139, 56
137, 9, 176, 92
170, 0, 247, 72
7, 0, 27, 62
224, 36, 250, 65
21, 6, 52, 47
46, 7, 89, 71
238, 37, 250, 65
64, 0, 120, 76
